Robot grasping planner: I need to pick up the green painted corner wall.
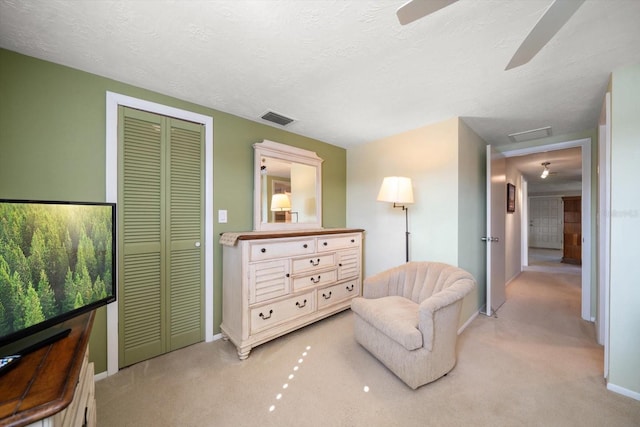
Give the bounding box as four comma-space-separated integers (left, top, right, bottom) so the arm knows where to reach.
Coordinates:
457, 120, 487, 323
609, 64, 640, 395
0, 48, 347, 373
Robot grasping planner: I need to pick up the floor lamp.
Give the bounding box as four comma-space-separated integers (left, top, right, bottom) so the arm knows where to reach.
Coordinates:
377, 176, 414, 262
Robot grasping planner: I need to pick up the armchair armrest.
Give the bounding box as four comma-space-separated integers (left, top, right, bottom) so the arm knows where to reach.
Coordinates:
418, 279, 475, 351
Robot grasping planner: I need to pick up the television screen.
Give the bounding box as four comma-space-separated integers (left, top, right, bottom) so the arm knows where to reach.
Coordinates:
0, 199, 116, 355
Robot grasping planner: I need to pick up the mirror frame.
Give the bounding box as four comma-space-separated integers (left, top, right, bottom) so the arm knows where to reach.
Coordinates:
253, 139, 323, 231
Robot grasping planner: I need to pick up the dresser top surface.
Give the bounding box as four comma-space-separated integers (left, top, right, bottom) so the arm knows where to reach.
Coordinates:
220, 228, 364, 246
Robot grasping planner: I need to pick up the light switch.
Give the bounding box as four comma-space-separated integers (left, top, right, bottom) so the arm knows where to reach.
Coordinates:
218, 209, 228, 223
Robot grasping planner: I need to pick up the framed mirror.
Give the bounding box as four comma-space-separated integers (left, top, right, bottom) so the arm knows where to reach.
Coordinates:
253, 140, 323, 231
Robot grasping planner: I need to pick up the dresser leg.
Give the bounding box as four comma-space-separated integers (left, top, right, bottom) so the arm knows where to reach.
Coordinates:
237, 346, 251, 360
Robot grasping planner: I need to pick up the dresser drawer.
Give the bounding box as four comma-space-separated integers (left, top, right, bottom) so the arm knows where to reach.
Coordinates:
292, 253, 336, 274
317, 280, 360, 309
250, 238, 315, 261
292, 269, 337, 292
317, 234, 361, 252
250, 291, 315, 334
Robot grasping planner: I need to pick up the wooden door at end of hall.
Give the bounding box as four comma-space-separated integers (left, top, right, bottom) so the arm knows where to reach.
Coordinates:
562, 196, 581, 265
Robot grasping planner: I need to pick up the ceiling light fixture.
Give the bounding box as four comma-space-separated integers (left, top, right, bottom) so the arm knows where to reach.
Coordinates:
540, 162, 550, 179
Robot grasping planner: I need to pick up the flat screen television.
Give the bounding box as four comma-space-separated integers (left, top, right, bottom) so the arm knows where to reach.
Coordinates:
0, 199, 116, 357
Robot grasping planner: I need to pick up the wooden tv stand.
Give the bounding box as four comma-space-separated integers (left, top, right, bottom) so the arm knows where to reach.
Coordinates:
0, 311, 97, 427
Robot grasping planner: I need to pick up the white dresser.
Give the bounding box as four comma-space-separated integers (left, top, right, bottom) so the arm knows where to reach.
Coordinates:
220, 228, 364, 359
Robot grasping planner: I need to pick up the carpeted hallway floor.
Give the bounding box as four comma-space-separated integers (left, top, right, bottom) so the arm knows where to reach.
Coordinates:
95, 270, 640, 426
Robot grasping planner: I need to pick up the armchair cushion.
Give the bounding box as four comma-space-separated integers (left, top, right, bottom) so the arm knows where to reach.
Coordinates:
351, 296, 421, 351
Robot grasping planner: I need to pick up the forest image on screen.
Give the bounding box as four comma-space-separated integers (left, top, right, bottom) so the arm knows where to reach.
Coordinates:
0, 202, 113, 338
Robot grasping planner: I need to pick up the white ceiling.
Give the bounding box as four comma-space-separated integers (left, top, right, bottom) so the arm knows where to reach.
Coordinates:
1, 0, 639, 149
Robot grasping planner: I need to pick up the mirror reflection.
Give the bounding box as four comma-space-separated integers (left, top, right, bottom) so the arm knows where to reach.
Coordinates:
260, 156, 317, 224
253, 139, 323, 231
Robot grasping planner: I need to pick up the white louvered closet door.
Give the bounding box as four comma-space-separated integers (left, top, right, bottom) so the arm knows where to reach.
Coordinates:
118, 107, 204, 368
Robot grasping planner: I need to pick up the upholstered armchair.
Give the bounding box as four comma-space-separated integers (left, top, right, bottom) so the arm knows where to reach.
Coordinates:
351, 261, 476, 389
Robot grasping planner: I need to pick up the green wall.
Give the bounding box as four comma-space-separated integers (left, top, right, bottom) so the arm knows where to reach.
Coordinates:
0, 48, 347, 373
609, 64, 640, 396
457, 119, 487, 322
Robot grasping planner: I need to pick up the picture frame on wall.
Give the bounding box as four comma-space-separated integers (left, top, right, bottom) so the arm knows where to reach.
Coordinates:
507, 183, 516, 213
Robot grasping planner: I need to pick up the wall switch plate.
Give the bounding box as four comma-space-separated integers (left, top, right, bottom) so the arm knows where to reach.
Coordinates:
218, 209, 228, 223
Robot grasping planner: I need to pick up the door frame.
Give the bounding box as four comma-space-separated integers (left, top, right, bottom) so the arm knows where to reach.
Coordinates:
105, 92, 214, 376
501, 137, 592, 321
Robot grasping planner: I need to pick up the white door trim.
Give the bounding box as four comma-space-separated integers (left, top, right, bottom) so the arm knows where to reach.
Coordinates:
105, 91, 214, 376
598, 92, 611, 378
521, 177, 528, 269
500, 138, 592, 321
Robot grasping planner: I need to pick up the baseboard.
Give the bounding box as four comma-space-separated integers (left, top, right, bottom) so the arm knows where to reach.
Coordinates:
458, 309, 480, 335
212, 332, 223, 341
505, 272, 520, 287
607, 382, 640, 401
94, 370, 108, 382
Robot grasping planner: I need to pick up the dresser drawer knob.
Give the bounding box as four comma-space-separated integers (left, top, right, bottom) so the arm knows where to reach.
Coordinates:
303, 244, 308, 248
338, 263, 343, 267
351, 239, 355, 243
261, 248, 266, 253
310, 276, 321, 284
259, 309, 273, 320
346, 284, 355, 292
286, 273, 290, 278
296, 299, 307, 308
310, 258, 320, 266
322, 291, 332, 300
323, 242, 328, 246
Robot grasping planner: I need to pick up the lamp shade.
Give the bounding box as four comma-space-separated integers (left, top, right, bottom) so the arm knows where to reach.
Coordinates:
270, 193, 291, 211
377, 176, 414, 204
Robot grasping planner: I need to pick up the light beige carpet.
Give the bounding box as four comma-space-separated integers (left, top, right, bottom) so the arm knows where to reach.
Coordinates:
96, 271, 640, 426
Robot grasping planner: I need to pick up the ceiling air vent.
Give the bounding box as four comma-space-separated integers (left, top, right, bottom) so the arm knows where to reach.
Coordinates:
260, 111, 295, 127
508, 126, 552, 143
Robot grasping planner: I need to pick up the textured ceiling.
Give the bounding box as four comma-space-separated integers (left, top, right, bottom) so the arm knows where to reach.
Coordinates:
1, 0, 639, 149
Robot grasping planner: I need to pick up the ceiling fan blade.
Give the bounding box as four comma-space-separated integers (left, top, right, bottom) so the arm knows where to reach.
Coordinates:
396, 0, 459, 25
505, 0, 585, 70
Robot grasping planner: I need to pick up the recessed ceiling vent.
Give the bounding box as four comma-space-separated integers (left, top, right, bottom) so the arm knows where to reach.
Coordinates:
260, 111, 295, 127
508, 126, 552, 143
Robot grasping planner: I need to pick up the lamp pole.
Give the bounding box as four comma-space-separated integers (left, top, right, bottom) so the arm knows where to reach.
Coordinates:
404, 206, 410, 263
394, 202, 410, 262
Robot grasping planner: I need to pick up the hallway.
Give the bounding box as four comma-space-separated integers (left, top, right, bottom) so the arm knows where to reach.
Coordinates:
526, 247, 581, 274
